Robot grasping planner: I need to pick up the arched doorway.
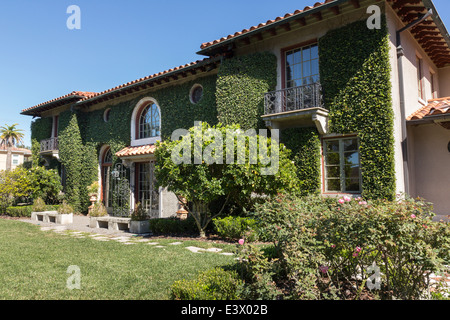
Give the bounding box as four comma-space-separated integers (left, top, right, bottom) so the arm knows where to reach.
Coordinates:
100, 146, 113, 207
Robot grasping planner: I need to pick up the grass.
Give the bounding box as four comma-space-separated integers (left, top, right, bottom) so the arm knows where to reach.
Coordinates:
0, 219, 236, 300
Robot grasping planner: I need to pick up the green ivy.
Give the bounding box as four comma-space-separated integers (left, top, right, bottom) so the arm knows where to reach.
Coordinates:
216, 52, 277, 130
281, 127, 321, 195
319, 15, 396, 200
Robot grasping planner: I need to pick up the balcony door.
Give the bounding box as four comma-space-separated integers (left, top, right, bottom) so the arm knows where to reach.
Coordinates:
282, 43, 320, 111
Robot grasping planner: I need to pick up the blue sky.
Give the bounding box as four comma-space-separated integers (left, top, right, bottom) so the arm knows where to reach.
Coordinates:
1, 0, 449, 146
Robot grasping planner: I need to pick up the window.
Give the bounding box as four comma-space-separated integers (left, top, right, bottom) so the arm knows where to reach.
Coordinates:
12, 155, 19, 166
139, 103, 161, 139
430, 71, 437, 99
323, 137, 361, 193
190, 84, 203, 104
284, 43, 319, 88
417, 56, 424, 101
135, 161, 159, 218
103, 108, 111, 122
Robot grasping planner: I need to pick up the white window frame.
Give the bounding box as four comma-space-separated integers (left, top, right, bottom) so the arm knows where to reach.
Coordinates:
130, 97, 161, 147
323, 136, 362, 194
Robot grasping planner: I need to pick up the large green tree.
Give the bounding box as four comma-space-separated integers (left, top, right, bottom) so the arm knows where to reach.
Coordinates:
155, 122, 299, 238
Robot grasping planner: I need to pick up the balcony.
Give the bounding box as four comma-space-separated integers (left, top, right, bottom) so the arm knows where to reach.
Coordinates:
262, 83, 328, 134
40, 137, 59, 159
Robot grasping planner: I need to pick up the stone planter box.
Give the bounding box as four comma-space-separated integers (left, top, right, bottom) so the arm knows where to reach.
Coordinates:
90, 216, 131, 231
130, 220, 150, 234
31, 211, 73, 225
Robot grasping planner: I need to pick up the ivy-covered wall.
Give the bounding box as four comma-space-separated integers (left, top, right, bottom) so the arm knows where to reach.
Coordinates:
53, 74, 218, 212
319, 16, 396, 200
280, 127, 321, 195
216, 52, 277, 130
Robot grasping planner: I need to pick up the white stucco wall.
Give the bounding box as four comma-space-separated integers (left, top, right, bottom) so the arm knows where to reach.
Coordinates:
410, 123, 450, 218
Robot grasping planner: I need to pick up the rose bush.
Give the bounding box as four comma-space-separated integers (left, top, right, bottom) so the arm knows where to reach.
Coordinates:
235, 194, 450, 300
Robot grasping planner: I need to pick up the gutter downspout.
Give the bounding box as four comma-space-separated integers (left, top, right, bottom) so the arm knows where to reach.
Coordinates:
396, 9, 433, 196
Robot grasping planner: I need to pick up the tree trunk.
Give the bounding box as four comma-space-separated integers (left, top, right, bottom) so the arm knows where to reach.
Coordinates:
5, 146, 12, 171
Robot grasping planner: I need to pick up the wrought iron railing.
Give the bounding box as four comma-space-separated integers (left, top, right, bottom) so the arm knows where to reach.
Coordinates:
40, 137, 59, 153
264, 83, 323, 115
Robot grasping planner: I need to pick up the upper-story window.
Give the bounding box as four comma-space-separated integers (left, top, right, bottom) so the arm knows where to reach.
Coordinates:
139, 103, 161, 139
131, 97, 161, 147
284, 43, 319, 89
417, 56, 425, 101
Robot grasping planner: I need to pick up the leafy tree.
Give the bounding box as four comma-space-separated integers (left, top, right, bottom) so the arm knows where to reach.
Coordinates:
0, 124, 25, 171
155, 122, 299, 238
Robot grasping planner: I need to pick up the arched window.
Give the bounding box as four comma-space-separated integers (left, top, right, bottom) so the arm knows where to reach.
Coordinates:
139, 103, 161, 139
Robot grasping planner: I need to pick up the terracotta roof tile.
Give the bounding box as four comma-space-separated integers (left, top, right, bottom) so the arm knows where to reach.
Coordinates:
21, 91, 97, 114
199, 0, 334, 50
115, 144, 157, 158
81, 57, 217, 104
0, 146, 32, 154
408, 97, 450, 120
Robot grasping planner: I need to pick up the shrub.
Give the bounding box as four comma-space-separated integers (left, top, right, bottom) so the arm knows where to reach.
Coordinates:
237, 194, 450, 300
32, 198, 46, 212
131, 202, 147, 221
170, 268, 242, 300
5, 205, 33, 218
149, 216, 198, 236
213, 216, 258, 242
89, 202, 108, 217
57, 201, 74, 215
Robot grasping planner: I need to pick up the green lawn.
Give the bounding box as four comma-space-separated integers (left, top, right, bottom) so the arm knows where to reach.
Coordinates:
0, 219, 236, 300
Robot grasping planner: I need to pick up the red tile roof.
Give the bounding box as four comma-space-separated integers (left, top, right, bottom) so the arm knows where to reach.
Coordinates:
115, 144, 157, 158
0, 146, 32, 154
199, 0, 333, 50
21, 91, 97, 115
408, 97, 450, 121
80, 57, 218, 105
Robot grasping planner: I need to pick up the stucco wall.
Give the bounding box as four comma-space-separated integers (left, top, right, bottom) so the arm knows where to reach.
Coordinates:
410, 123, 450, 218
439, 66, 450, 97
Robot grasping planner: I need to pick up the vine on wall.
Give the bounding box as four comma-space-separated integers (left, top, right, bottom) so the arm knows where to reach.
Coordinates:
319, 15, 396, 200
216, 52, 277, 130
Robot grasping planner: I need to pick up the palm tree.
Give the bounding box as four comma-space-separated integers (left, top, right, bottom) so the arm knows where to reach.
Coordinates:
0, 124, 25, 171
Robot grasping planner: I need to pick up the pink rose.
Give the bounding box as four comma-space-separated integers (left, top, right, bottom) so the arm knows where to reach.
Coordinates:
238, 239, 245, 245
343, 196, 352, 202
319, 266, 329, 274
411, 214, 416, 219
359, 201, 367, 205
331, 244, 336, 248
355, 246, 362, 253
353, 252, 359, 257
338, 199, 345, 204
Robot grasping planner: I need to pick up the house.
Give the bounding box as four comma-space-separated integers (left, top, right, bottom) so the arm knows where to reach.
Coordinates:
21, 0, 450, 220
0, 146, 32, 171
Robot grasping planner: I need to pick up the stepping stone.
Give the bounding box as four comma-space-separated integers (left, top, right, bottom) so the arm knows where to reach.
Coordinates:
169, 242, 183, 246
186, 246, 205, 253
220, 252, 234, 256
155, 246, 166, 248
205, 248, 222, 253
146, 242, 159, 246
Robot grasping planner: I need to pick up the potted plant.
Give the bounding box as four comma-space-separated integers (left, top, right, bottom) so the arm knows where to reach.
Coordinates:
87, 181, 100, 202
31, 197, 47, 222
130, 202, 150, 234
56, 201, 74, 225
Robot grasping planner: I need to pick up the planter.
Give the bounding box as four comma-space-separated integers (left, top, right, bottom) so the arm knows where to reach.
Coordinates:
130, 220, 150, 234
31, 211, 73, 225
